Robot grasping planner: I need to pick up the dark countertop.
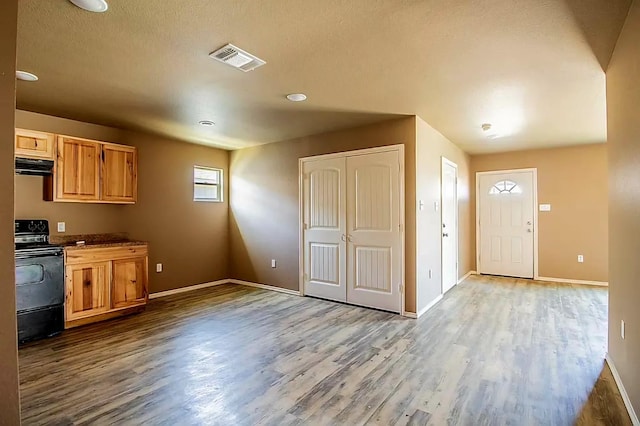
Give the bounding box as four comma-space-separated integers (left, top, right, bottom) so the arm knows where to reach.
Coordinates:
52, 233, 147, 250
63, 240, 148, 250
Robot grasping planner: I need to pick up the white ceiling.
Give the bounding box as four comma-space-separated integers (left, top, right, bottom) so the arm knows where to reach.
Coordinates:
16, 0, 631, 152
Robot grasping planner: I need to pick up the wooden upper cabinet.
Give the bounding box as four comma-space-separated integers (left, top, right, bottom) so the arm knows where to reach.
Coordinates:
65, 261, 110, 321
55, 136, 101, 202
102, 144, 137, 203
111, 257, 147, 309
15, 128, 55, 160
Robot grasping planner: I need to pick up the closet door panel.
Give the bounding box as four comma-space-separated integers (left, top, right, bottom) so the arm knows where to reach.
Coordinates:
302, 157, 347, 302
346, 150, 402, 313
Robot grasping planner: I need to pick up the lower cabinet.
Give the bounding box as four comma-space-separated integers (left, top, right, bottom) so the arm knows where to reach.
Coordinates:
66, 262, 110, 321
64, 244, 148, 328
112, 257, 147, 308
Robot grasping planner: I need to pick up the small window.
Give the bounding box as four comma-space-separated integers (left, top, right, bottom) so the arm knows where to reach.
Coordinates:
489, 180, 522, 195
194, 166, 223, 202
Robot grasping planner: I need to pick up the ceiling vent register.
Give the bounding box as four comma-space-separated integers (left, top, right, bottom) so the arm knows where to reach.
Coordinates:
209, 44, 266, 72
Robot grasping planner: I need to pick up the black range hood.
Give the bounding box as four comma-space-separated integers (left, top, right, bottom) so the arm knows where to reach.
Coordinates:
15, 157, 54, 176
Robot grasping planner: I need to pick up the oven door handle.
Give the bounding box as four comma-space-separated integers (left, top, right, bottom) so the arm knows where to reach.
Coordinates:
15, 251, 63, 260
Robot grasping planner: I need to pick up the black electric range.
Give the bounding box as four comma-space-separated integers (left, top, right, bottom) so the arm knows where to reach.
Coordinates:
15, 220, 64, 344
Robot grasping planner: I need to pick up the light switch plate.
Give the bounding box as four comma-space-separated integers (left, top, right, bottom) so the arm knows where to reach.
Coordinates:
57, 222, 66, 233
271, 259, 277, 268
539, 204, 551, 212
621, 320, 625, 339
156, 263, 163, 273
578, 255, 584, 263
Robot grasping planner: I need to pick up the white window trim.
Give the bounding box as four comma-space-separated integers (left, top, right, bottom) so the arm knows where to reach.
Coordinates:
193, 165, 223, 203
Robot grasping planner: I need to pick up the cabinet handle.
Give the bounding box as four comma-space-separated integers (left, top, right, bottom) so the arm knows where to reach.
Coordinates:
34, 140, 38, 148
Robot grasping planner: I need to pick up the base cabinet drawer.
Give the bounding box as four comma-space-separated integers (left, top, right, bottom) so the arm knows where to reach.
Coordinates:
64, 245, 148, 328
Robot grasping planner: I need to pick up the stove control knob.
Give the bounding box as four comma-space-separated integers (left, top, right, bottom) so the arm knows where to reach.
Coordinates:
37, 222, 46, 232
28, 222, 36, 232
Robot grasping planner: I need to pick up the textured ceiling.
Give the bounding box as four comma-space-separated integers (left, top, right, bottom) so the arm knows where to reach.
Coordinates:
16, 0, 631, 152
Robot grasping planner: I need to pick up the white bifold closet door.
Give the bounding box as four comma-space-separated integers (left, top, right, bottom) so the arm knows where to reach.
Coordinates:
303, 149, 402, 313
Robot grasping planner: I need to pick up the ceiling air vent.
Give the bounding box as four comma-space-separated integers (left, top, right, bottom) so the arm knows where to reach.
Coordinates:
209, 44, 266, 72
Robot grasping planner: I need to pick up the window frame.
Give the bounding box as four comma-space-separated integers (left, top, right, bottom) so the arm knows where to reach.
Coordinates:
193, 165, 223, 203
489, 179, 522, 195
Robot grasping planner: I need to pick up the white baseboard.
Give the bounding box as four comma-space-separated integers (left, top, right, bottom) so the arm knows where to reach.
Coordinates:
402, 311, 418, 319
229, 279, 301, 296
606, 353, 639, 425
458, 270, 476, 284
149, 279, 230, 299
416, 294, 443, 318
536, 276, 608, 287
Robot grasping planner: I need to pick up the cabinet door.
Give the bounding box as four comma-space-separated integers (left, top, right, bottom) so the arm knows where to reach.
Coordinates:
102, 144, 137, 203
112, 257, 147, 308
15, 128, 55, 159
66, 262, 110, 321
56, 137, 101, 201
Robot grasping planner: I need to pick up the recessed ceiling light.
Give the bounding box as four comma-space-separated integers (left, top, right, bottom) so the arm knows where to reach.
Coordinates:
68, 0, 109, 13
199, 120, 215, 126
286, 93, 307, 102
16, 71, 38, 82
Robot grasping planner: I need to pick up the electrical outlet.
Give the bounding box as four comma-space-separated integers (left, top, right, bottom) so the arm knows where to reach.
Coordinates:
271, 259, 277, 268
577, 255, 584, 263
57, 222, 66, 233
156, 263, 163, 273
621, 320, 625, 339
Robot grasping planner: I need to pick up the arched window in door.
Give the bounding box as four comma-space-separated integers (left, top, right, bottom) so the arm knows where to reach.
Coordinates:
489, 180, 522, 195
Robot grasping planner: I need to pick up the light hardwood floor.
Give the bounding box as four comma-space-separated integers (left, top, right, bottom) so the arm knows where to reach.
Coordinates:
19, 275, 630, 425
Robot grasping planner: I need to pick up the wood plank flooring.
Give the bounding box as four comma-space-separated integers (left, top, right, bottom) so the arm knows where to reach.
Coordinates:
18, 275, 630, 425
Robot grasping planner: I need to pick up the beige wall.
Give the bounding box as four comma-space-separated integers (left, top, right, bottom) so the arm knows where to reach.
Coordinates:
229, 117, 419, 312
415, 117, 471, 312
470, 144, 608, 282
119, 130, 230, 293
0, 0, 21, 423
14, 110, 230, 294
607, 0, 640, 415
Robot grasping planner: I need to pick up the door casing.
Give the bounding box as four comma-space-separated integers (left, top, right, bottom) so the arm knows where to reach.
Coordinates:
298, 144, 406, 316
475, 168, 539, 279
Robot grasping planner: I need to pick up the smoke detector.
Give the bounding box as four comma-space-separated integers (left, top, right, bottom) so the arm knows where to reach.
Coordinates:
209, 44, 266, 72
286, 93, 307, 102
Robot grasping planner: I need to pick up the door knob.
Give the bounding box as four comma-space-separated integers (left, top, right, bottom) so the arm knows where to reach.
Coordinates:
527, 229, 532, 233
341, 234, 346, 242
527, 221, 532, 225
347, 235, 353, 242
443, 233, 449, 237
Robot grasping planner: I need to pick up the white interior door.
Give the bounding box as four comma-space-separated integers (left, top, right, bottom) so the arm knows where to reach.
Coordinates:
303, 157, 347, 302
441, 158, 458, 293
478, 170, 535, 278
346, 150, 402, 313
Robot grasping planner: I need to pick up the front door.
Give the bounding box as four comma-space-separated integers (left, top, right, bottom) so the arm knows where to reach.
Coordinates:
478, 170, 535, 278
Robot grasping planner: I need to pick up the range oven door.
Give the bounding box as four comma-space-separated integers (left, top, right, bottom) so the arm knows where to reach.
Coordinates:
15, 249, 64, 312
